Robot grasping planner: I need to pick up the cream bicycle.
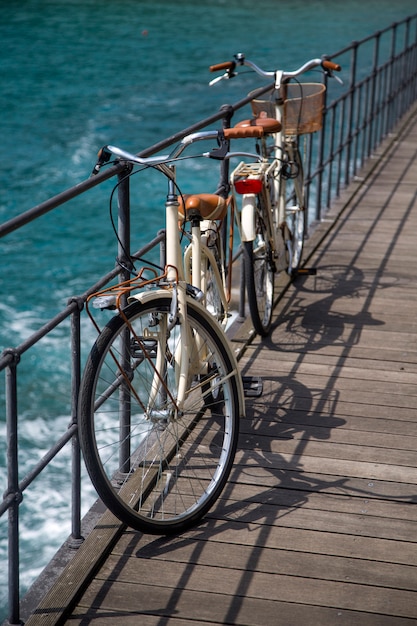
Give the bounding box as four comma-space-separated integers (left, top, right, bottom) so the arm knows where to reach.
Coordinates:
79, 124, 265, 534
210, 53, 341, 336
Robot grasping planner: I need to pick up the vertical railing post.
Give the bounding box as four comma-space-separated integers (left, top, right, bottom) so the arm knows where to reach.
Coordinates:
116, 167, 133, 472
412, 19, 417, 102
345, 42, 358, 185
303, 132, 313, 215
219, 104, 235, 302
385, 23, 398, 136
403, 18, 412, 112
336, 100, 346, 194
219, 104, 234, 197
117, 165, 134, 286
411, 20, 417, 107
5, 350, 23, 626
238, 256, 246, 322
367, 31, 381, 157
325, 107, 336, 207
315, 75, 328, 221
69, 300, 84, 548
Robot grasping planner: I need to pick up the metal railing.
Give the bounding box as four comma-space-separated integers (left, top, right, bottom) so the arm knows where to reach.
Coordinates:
1, 13, 417, 625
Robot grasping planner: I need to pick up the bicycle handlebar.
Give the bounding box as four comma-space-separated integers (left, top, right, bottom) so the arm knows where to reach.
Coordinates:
91, 126, 265, 176
209, 53, 341, 85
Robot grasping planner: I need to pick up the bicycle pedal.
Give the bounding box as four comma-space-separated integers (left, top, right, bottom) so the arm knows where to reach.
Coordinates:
242, 376, 263, 398
295, 267, 317, 276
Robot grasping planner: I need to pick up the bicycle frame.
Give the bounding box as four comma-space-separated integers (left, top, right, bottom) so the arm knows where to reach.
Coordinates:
90, 127, 266, 414
113, 166, 242, 414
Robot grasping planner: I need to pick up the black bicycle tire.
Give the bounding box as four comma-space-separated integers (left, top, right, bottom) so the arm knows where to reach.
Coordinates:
242, 194, 275, 336
284, 143, 306, 273
79, 295, 240, 535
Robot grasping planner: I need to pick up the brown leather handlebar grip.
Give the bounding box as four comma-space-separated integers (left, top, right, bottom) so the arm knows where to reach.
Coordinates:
322, 60, 342, 72
209, 61, 235, 72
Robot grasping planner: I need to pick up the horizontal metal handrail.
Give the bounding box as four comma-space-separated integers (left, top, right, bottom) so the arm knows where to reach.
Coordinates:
1, 13, 417, 625
0, 87, 273, 241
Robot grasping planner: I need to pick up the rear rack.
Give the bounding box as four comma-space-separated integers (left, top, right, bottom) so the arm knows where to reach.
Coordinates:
230, 160, 278, 182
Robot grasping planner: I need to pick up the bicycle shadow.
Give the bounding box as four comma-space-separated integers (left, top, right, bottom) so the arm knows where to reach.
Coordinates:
103, 354, 417, 626
117, 376, 349, 626
268, 264, 386, 352
219, 373, 348, 519
136, 375, 348, 548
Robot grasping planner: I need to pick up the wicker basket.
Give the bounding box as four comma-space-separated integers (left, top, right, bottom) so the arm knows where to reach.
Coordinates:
250, 83, 326, 135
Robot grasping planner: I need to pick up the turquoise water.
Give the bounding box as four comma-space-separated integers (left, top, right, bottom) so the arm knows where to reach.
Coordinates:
1, 0, 417, 619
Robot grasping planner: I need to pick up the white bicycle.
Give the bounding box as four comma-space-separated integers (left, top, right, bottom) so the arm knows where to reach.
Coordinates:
79, 124, 265, 534
210, 53, 342, 335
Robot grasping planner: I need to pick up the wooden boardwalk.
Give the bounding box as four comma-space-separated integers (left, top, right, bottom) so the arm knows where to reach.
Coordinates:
25, 104, 417, 625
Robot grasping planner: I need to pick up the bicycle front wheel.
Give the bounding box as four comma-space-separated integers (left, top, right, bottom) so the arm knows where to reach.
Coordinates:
283, 142, 306, 273
243, 194, 275, 337
79, 295, 241, 535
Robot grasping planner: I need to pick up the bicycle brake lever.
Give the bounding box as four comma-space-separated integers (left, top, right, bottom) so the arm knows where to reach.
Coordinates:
207, 131, 229, 160
209, 71, 236, 86
325, 69, 343, 85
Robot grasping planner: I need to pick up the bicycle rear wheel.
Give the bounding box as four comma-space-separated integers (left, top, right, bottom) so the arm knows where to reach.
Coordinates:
243, 193, 275, 337
79, 295, 241, 534
203, 240, 226, 325
283, 141, 306, 273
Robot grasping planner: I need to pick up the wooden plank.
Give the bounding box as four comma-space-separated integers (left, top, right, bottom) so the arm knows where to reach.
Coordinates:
85, 557, 417, 619
67, 615, 211, 626
208, 493, 417, 544
241, 356, 417, 387
239, 419, 417, 453
214, 481, 417, 523
238, 370, 417, 409
69, 580, 417, 625
232, 449, 417, 485
175, 518, 417, 567
24, 507, 126, 626
222, 470, 417, 507
254, 330, 417, 356
242, 349, 417, 373
241, 411, 417, 436
112, 533, 417, 591
238, 433, 417, 468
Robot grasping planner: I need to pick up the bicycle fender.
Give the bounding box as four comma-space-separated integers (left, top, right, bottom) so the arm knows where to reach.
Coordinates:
129, 289, 246, 418
241, 193, 256, 241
